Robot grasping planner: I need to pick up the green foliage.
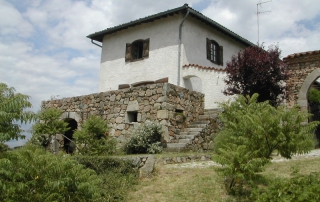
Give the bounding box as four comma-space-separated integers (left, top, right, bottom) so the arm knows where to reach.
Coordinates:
73, 115, 116, 156
251, 172, 320, 201
31, 108, 69, 147
125, 122, 164, 154
308, 87, 320, 106
74, 156, 138, 201
0, 145, 104, 201
0, 83, 35, 143
213, 93, 319, 192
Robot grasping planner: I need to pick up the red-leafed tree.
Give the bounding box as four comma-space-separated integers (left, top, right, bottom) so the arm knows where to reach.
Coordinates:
223, 45, 288, 106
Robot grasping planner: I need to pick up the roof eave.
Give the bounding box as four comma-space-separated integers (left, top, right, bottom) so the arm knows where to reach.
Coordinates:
87, 5, 254, 47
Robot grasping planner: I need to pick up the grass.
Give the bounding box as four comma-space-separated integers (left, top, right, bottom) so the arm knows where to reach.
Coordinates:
125, 153, 320, 202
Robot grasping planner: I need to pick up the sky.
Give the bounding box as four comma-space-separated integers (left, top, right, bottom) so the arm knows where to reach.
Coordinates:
1, 0, 320, 147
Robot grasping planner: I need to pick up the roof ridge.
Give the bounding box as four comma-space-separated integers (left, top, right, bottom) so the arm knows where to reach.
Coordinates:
87, 4, 254, 46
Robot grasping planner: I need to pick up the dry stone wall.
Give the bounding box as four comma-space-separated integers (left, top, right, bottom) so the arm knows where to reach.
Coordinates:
42, 83, 204, 146
284, 50, 320, 108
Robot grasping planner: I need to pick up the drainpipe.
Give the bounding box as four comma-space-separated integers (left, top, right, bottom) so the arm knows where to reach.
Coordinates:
91, 39, 102, 48
177, 8, 190, 86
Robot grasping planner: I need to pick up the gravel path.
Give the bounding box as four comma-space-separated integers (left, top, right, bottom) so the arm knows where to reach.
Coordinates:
164, 149, 320, 169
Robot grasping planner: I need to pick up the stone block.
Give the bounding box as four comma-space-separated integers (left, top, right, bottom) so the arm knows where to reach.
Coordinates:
157, 110, 168, 119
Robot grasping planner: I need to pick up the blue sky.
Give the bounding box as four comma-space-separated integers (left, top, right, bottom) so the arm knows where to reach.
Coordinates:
1, 0, 319, 147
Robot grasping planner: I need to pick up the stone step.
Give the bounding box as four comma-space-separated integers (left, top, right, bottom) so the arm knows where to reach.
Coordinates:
188, 123, 208, 128
191, 121, 210, 125
179, 139, 192, 144
180, 131, 199, 136
178, 134, 195, 139
182, 128, 203, 132
164, 143, 188, 152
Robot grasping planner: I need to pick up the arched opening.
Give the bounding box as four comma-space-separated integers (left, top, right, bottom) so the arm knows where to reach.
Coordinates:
183, 75, 202, 93
307, 77, 320, 147
63, 118, 77, 154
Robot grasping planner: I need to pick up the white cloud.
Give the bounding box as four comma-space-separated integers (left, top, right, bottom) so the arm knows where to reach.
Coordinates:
0, 0, 34, 38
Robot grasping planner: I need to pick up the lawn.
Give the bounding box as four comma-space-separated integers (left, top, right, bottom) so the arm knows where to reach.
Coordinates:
125, 153, 320, 202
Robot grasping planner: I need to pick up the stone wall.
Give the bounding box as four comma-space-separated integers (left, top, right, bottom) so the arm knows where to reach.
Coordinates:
42, 83, 204, 146
284, 50, 320, 108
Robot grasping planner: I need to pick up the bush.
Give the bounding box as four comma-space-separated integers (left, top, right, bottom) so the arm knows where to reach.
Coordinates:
74, 156, 138, 201
125, 122, 164, 154
0, 145, 104, 201
308, 87, 320, 106
213, 93, 319, 192
251, 172, 320, 201
74, 115, 116, 156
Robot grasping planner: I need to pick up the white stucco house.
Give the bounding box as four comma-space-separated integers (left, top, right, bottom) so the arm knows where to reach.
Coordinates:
87, 4, 254, 109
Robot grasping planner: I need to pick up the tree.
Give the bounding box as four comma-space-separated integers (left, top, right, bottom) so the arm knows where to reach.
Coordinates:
0, 145, 104, 201
31, 108, 69, 148
0, 83, 35, 144
223, 45, 288, 106
213, 94, 319, 192
73, 115, 116, 156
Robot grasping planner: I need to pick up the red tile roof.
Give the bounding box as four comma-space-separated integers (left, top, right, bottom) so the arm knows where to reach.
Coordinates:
283, 50, 320, 60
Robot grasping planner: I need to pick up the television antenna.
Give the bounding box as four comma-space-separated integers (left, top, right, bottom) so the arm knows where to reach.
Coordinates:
257, 0, 271, 45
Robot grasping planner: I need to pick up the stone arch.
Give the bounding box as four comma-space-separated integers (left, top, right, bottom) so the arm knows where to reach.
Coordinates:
284, 50, 320, 110
61, 112, 81, 125
60, 112, 81, 154
183, 75, 202, 93
297, 69, 320, 110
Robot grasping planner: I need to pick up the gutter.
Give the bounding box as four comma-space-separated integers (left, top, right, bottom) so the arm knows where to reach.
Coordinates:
91, 39, 102, 48
177, 8, 190, 86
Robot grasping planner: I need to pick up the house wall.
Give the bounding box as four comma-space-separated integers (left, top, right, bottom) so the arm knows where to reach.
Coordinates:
98, 14, 248, 109
42, 83, 204, 146
99, 14, 182, 92
180, 17, 247, 108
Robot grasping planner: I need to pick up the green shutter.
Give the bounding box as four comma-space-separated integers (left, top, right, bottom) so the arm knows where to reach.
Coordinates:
206, 38, 211, 60
219, 46, 223, 66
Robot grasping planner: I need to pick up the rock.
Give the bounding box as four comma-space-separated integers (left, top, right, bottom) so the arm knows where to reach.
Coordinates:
139, 155, 155, 178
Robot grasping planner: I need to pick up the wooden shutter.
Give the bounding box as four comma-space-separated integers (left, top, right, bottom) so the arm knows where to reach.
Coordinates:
206, 38, 211, 60
219, 46, 223, 66
125, 43, 132, 62
142, 38, 149, 58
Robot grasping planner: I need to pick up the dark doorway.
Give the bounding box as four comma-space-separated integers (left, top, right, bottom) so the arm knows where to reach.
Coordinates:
307, 78, 320, 147
64, 118, 77, 154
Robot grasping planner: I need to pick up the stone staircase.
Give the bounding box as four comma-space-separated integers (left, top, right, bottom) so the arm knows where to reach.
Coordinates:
165, 108, 221, 152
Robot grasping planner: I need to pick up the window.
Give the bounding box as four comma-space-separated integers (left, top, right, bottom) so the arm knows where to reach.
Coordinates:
125, 38, 150, 62
206, 38, 223, 65
127, 111, 138, 123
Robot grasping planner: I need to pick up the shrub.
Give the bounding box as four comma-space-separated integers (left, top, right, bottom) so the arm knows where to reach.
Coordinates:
251, 172, 320, 201
30, 108, 69, 148
74, 156, 138, 201
213, 93, 319, 193
73, 115, 116, 156
308, 87, 320, 106
0, 145, 104, 201
125, 122, 164, 154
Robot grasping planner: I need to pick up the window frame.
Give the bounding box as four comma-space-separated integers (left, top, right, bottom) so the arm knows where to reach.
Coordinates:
206, 38, 223, 66
125, 38, 150, 62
